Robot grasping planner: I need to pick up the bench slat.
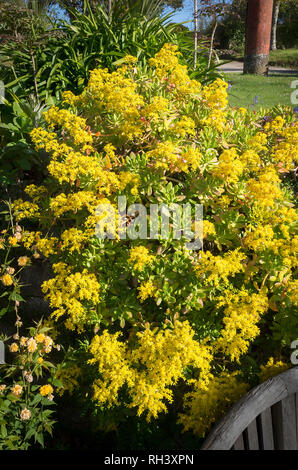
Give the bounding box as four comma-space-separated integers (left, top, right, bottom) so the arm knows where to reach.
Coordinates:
246, 419, 259, 450
258, 408, 274, 450
233, 433, 245, 450
272, 394, 297, 450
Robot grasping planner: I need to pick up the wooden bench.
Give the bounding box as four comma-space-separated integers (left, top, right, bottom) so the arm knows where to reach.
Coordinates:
201, 367, 298, 450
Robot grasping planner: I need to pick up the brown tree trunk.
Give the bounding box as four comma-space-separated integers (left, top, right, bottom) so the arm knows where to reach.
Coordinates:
271, 0, 281, 50
244, 0, 274, 75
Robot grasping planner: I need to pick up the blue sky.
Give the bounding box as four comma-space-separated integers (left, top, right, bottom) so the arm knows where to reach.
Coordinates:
164, 0, 194, 29
53, 0, 222, 29
164, 0, 233, 30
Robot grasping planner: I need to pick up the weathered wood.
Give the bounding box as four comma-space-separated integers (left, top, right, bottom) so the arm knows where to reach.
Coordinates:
272, 395, 297, 450
246, 419, 259, 450
258, 408, 274, 450
201, 368, 298, 450
233, 434, 245, 450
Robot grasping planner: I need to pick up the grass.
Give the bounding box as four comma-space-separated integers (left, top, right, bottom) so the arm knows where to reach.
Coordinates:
225, 73, 298, 110
269, 49, 298, 69
220, 48, 298, 69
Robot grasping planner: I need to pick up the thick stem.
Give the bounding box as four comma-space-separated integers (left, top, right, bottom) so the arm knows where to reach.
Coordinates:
270, 0, 281, 51
208, 19, 218, 69
194, 0, 198, 69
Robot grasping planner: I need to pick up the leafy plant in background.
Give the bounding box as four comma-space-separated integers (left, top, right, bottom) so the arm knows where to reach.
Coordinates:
0, 96, 56, 192
0, 0, 221, 193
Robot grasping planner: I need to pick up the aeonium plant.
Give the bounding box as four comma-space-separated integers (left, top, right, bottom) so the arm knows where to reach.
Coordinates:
0, 322, 60, 449
10, 44, 298, 437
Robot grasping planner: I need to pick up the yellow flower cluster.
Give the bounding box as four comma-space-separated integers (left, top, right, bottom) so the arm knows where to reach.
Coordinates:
212, 148, 244, 184
49, 191, 97, 217
42, 263, 100, 332
142, 96, 170, 123
138, 280, 157, 302
247, 167, 282, 208
12, 199, 40, 221
179, 372, 248, 437
1, 273, 13, 286
287, 280, 298, 306
172, 116, 196, 137
147, 142, 201, 172
7, 44, 297, 437
259, 357, 290, 383
44, 107, 92, 148
202, 79, 229, 109
216, 289, 268, 362
40, 384, 54, 397
60, 228, 88, 253
89, 321, 213, 420
249, 132, 267, 152
270, 121, 298, 170
128, 246, 155, 272
24, 184, 48, 202
149, 44, 201, 97
201, 108, 227, 132
195, 249, 246, 287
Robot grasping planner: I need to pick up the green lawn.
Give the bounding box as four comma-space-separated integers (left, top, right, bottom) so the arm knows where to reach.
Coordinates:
269, 48, 298, 69
225, 73, 298, 110
223, 48, 298, 69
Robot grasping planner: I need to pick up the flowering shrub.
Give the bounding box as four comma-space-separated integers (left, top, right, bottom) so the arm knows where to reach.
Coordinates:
0, 201, 31, 319
0, 324, 58, 449
10, 44, 297, 439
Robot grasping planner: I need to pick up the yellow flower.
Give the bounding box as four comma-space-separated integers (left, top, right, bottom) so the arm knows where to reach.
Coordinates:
212, 148, 244, 184
11, 384, 23, 397
42, 267, 100, 332
35, 333, 46, 343
37, 357, 44, 364
179, 372, 248, 437
27, 338, 37, 353
128, 246, 155, 272
9, 343, 19, 353
18, 256, 30, 267
259, 358, 289, 383
40, 384, 54, 396
216, 289, 268, 362
8, 236, 18, 246
20, 336, 28, 347
1, 274, 13, 286
195, 249, 246, 287
89, 322, 212, 421
44, 336, 54, 353
138, 280, 157, 302
20, 408, 31, 420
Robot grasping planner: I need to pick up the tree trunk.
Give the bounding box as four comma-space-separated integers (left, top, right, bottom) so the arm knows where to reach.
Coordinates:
244, 0, 274, 75
208, 19, 218, 69
194, 0, 198, 69
271, 0, 281, 51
